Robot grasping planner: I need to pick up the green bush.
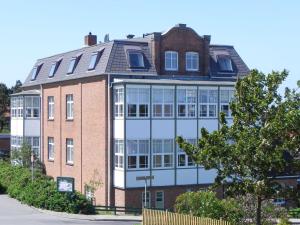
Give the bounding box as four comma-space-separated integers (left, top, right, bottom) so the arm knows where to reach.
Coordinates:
289, 208, 300, 218
0, 161, 94, 214
175, 191, 243, 224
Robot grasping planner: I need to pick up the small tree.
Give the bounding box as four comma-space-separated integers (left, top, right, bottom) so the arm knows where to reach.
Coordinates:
177, 70, 300, 225
84, 169, 102, 203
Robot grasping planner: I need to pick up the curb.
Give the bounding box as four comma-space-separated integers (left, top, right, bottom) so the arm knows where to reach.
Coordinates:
34, 207, 142, 222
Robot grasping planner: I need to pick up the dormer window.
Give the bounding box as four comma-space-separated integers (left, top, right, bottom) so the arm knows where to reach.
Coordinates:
67, 54, 82, 74
49, 58, 62, 77
186, 52, 199, 71
88, 49, 104, 70
165, 51, 178, 71
31, 63, 43, 81
128, 51, 144, 68
218, 56, 233, 72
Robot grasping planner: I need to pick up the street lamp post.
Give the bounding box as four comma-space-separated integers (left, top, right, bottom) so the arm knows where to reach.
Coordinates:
136, 176, 154, 208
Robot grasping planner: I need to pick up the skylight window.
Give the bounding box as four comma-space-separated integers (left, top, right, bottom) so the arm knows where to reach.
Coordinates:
128, 51, 144, 68
31, 63, 43, 81
88, 49, 104, 70
49, 58, 62, 77
67, 54, 82, 74
218, 56, 233, 72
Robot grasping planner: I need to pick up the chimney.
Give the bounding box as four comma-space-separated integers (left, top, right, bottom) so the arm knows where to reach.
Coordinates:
203, 35, 211, 44
84, 32, 97, 46
175, 23, 187, 28
126, 34, 135, 39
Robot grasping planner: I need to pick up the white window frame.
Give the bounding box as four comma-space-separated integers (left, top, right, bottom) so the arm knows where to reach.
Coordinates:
11, 97, 23, 118
114, 87, 124, 118
155, 191, 164, 209
48, 137, 54, 161
11, 135, 23, 151
152, 139, 174, 169
66, 94, 74, 120
220, 89, 234, 118
152, 87, 174, 118
198, 88, 218, 118
66, 138, 74, 164
165, 51, 178, 71
25, 136, 40, 158
48, 96, 54, 120
142, 191, 151, 208
177, 139, 197, 168
186, 52, 199, 71
218, 56, 233, 72
127, 139, 149, 170
177, 88, 197, 118
25, 96, 40, 118
114, 139, 124, 169
126, 87, 150, 118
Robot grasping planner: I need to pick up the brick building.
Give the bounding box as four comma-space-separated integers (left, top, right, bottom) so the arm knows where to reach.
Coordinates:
11, 24, 251, 209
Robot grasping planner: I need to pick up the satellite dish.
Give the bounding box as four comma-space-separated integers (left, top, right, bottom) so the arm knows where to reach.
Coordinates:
104, 34, 110, 43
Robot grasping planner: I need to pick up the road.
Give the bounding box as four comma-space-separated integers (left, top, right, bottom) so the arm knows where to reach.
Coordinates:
0, 195, 140, 225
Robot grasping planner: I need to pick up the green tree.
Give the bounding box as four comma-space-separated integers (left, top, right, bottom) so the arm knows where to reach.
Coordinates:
177, 70, 300, 225
0, 83, 9, 131
10, 80, 22, 94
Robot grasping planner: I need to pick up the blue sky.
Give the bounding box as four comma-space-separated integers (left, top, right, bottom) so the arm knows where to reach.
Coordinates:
0, 0, 299, 91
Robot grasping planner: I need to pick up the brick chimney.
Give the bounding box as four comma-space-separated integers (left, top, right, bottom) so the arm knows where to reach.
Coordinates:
84, 32, 97, 46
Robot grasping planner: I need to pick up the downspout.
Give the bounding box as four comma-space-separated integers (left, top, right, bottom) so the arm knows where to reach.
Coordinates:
40, 84, 43, 163
106, 73, 112, 206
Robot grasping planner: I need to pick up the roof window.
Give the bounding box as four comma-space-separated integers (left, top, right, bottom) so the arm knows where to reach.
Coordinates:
31, 63, 43, 81
88, 49, 104, 70
217, 55, 233, 72
128, 51, 144, 68
67, 54, 82, 74
49, 58, 62, 77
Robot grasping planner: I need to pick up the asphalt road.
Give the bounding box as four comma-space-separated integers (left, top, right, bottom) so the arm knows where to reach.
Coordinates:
0, 195, 140, 225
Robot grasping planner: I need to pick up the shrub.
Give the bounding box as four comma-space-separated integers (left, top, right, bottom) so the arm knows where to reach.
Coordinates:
289, 208, 300, 218
0, 161, 95, 214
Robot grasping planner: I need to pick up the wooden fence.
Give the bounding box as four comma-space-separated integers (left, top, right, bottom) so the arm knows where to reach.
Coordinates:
143, 209, 231, 225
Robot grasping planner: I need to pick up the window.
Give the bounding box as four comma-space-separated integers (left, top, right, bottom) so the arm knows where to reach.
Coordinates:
66, 138, 74, 164
142, 191, 151, 208
152, 88, 174, 118
128, 51, 144, 68
114, 88, 124, 118
177, 88, 197, 118
114, 139, 124, 169
25, 136, 40, 157
127, 140, 149, 169
66, 94, 74, 120
220, 89, 234, 117
127, 87, 150, 118
165, 51, 178, 71
186, 52, 199, 71
49, 59, 62, 77
48, 96, 54, 120
48, 137, 54, 161
67, 54, 82, 74
218, 56, 233, 72
155, 191, 164, 209
152, 139, 174, 168
31, 63, 43, 81
11, 97, 23, 118
25, 96, 40, 118
177, 139, 196, 167
88, 50, 103, 70
11, 136, 23, 151
199, 89, 218, 118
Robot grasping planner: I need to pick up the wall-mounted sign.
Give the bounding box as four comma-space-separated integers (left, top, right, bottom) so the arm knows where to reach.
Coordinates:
57, 177, 75, 193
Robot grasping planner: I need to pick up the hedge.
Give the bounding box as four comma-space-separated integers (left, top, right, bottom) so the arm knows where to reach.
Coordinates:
0, 161, 95, 214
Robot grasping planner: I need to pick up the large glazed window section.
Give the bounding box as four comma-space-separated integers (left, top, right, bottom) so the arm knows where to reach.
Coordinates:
199, 89, 218, 118
165, 51, 178, 71
152, 88, 174, 118
177, 139, 196, 167
177, 88, 197, 118
220, 89, 234, 117
11, 97, 23, 118
127, 87, 150, 118
25, 96, 40, 118
114, 87, 124, 118
25, 136, 40, 157
127, 140, 149, 169
114, 139, 124, 169
152, 139, 174, 168
186, 52, 199, 71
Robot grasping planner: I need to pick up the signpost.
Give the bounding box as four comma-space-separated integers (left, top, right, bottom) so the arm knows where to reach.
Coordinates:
136, 176, 154, 208
57, 177, 75, 193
